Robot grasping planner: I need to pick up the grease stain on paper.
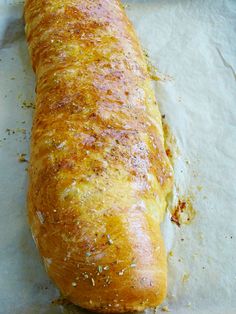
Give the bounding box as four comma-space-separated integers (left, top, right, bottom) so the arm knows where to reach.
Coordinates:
171, 197, 196, 227
162, 119, 179, 165
143, 48, 174, 82
161, 119, 197, 228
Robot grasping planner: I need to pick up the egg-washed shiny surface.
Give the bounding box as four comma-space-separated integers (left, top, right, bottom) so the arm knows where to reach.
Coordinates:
24, 0, 173, 312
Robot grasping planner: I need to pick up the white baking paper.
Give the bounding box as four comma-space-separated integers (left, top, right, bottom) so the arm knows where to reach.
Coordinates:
0, 0, 235, 313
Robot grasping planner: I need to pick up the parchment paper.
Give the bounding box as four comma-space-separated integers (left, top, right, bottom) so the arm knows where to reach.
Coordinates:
0, 0, 235, 313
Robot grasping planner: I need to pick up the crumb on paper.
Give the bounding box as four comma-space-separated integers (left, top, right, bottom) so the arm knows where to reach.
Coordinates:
168, 250, 174, 257
121, 3, 130, 9
18, 153, 28, 163
4, 127, 27, 143
160, 73, 174, 81
6, 128, 26, 136
182, 273, 190, 283
161, 305, 170, 312
21, 100, 35, 109
51, 297, 71, 306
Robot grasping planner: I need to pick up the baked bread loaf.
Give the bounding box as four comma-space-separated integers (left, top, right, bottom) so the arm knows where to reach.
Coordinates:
24, 0, 173, 312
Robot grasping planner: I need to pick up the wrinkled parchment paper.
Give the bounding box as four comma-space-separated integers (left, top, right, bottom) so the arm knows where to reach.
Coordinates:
0, 0, 236, 313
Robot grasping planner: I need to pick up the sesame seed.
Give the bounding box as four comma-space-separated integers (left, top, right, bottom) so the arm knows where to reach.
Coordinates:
104, 266, 110, 271
118, 269, 125, 276
107, 234, 113, 245
98, 265, 103, 273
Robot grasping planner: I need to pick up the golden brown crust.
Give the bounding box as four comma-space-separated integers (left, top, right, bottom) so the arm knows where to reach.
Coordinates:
24, 0, 173, 312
